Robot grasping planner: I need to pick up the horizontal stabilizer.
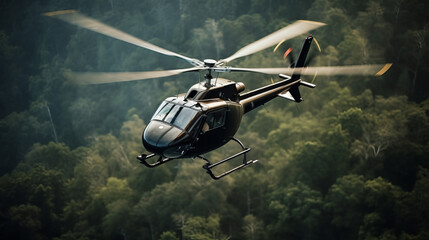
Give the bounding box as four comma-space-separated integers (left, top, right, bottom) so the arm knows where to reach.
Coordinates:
278, 79, 315, 102
300, 81, 316, 88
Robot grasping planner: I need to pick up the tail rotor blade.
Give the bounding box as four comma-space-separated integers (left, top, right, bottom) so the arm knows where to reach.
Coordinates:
313, 37, 322, 53
283, 48, 293, 60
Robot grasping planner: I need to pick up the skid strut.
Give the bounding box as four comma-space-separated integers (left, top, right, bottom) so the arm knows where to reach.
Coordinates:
137, 154, 175, 168
199, 137, 258, 180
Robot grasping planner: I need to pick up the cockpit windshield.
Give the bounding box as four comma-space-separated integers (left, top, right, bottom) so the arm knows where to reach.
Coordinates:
152, 102, 200, 130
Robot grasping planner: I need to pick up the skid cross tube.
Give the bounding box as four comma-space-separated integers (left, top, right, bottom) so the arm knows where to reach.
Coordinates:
200, 137, 258, 180
137, 153, 174, 168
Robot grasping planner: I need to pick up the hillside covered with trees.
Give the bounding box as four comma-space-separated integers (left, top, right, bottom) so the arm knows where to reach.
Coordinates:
1, 0, 429, 239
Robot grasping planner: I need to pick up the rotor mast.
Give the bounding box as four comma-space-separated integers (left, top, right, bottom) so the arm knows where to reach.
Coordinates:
203, 59, 217, 87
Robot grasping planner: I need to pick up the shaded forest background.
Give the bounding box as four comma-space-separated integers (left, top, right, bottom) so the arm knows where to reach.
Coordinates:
1, 0, 429, 239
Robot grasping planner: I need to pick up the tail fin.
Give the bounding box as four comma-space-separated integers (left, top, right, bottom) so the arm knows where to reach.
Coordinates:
292, 35, 313, 80
278, 36, 315, 103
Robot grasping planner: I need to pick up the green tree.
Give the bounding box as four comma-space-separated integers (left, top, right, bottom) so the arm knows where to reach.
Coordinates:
0, 31, 28, 118
135, 181, 192, 239
273, 124, 350, 192
337, 29, 369, 65
338, 107, 365, 139
324, 174, 366, 239
119, 112, 145, 158
91, 134, 133, 178
102, 199, 132, 239
160, 231, 180, 240
9, 204, 42, 237
268, 181, 323, 240
188, 19, 224, 59
359, 177, 403, 239
182, 215, 227, 240
97, 177, 133, 204
1, 164, 66, 239
219, 14, 266, 56
0, 102, 55, 174
397, 167, 429, 238
242, 214, 265, 240
25, 142, 78, 177
318, 8, 350, 46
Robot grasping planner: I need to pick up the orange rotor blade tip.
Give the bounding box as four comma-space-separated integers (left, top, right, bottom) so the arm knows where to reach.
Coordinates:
283, 48, 293, 60
375, 63, 393, 76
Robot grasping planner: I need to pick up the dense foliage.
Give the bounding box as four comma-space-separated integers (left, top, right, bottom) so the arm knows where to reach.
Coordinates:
1, 0, 429, 239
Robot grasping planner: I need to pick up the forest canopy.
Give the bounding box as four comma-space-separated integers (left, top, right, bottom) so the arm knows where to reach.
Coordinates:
1, 0, 429, 239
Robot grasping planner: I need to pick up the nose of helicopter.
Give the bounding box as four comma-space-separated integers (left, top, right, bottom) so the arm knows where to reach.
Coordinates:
142, 121, 189, 158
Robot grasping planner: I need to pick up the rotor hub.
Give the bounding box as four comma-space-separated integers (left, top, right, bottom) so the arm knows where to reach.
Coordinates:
204, 59, 217, 67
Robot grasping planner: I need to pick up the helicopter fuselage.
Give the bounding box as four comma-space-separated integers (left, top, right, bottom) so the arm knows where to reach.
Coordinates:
142, 79, 244, 159
142, 76, 302, 160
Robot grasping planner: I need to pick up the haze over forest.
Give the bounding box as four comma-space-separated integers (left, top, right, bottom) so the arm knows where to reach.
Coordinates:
1, 0, 429, 239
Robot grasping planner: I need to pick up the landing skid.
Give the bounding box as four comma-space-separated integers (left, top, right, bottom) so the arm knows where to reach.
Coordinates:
198, 137, 258, 180
137, 137, 258, 179
136, 153, 174, 168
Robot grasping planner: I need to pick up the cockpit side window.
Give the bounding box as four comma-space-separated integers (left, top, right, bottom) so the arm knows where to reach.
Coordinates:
152, 102, 167, 119
202, 110, 226, 132
153, 102, 173, 121
188, 116, 204, 137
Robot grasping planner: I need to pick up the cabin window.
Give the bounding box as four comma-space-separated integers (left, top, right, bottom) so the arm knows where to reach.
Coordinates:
203, 110, 226, 132
204, 89, 221, 99
186, 90, 198, 99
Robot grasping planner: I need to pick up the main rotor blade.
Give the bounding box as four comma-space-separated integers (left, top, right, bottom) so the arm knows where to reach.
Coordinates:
65, 67, 201, 85
215, 64, 392, 76
44, 10, 203, 67
219, 20, 326, 64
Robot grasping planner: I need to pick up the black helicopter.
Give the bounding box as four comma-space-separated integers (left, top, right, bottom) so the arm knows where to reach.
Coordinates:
45, 10, 392, 179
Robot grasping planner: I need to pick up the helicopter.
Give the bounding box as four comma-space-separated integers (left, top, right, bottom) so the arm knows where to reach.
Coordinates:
44, 10, 392, 179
